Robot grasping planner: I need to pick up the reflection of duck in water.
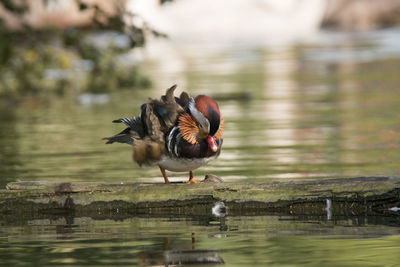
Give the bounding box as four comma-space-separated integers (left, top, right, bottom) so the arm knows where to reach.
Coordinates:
138, 233, 225, 265
104, 85, 224, 183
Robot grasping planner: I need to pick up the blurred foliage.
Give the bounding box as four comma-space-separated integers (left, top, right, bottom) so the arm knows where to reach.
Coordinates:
0, 0, 161, 100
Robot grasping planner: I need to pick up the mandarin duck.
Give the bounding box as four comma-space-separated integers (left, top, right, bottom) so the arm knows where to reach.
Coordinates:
103, 85, 224, 183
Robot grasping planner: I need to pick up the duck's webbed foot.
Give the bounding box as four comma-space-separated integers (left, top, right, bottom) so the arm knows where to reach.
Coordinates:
186, 171, 200, 184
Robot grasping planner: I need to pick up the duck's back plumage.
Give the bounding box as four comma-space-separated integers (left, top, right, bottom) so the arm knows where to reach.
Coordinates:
103, 85, 192, 166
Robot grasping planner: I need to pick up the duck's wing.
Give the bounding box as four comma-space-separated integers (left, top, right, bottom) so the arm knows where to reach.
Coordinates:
178, 91, 191, 108
104, 85, 189, 145
144, 85, 189, 141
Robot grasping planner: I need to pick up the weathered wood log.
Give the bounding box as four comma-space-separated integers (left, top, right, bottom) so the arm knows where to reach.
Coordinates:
1, 176, 400, 220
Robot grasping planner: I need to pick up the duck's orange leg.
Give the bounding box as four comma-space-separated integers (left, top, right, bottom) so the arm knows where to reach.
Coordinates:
159, 166, 170, 184
187, 171, 200, 184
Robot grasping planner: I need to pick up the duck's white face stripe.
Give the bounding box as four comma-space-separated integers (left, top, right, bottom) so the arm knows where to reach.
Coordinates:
189, 98, 210, 132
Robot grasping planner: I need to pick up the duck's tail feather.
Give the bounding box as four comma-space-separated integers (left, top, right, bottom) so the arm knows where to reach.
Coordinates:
103, 116, 145, 145
102, 127, 133, 145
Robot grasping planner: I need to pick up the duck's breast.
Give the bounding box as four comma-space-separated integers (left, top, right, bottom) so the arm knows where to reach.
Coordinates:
158, 155, 217, 172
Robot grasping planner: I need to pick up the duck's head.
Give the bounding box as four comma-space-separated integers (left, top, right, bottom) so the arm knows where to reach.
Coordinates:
178, 95, 224, 152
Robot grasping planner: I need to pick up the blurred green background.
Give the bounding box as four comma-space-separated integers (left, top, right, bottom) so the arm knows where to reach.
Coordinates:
1, 0, 400, 186
1, 1, 400, 266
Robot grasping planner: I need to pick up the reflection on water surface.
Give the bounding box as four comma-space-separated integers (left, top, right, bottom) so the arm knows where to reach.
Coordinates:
1, 214, 400, 266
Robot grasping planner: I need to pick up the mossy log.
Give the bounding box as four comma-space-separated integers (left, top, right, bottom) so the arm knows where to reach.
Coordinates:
1, 176, 400, 220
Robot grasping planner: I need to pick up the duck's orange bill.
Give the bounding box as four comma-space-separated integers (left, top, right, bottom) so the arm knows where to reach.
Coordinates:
207, 136, 218, 152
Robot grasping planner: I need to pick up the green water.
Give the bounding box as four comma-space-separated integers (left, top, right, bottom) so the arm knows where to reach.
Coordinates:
1, 215, 400, 266
1, 29, 400, 265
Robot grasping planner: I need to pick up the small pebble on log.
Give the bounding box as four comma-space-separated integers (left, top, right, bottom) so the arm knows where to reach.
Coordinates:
203, 174, 224, 183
